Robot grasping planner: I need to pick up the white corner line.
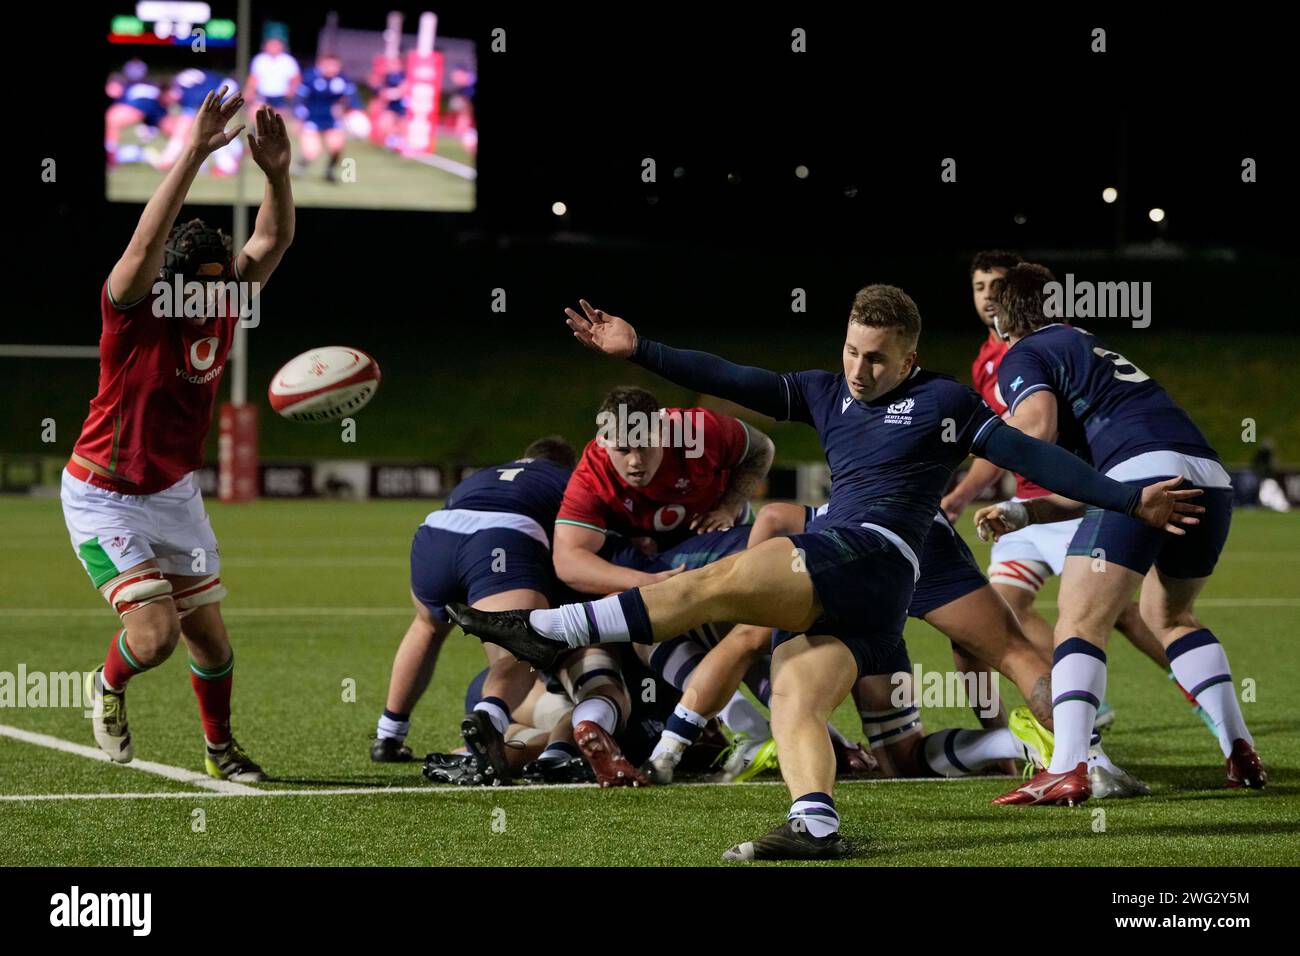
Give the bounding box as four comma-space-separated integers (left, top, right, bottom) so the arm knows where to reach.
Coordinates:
0, 724, 259, 795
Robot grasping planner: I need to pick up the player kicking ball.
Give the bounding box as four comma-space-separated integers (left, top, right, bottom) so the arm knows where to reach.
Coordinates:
66, 89, 294, 781
449, 293, 1200, 860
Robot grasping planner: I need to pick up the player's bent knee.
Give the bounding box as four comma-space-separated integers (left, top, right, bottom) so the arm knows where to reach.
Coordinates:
172, 574, 227, 619
102, 567, 173, 618
124, 603, 183, 656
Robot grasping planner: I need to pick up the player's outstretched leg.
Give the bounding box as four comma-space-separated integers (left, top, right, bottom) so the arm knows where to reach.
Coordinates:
723, 634, 856, 861
449, 537, 822, 667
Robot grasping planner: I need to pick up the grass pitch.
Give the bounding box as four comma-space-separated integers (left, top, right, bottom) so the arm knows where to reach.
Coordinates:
0, 496, 1296, 866
107, 132, 475, 212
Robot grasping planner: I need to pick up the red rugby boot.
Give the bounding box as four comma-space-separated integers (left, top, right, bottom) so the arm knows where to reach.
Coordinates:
574, 720, 649, 788
992, 761, 1091, 806
1226, 739, 1266, 790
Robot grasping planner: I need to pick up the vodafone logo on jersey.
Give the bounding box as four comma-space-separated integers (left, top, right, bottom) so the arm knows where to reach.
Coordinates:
190, 337, 221, 371
176, 336, 225, 384
653, 505, 687, 532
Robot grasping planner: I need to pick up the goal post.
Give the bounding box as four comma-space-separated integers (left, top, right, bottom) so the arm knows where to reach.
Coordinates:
220, 0, 258, 502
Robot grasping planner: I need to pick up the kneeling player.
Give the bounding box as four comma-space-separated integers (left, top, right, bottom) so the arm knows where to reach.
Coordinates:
371, 437, 576, 788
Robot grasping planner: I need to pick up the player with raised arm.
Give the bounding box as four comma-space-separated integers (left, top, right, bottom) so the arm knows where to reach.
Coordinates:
70, 91, 294, 781
449, 292, 1201, 859
975, 264, 1266, 805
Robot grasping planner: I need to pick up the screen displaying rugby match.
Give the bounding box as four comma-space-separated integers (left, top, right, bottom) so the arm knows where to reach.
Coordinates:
106, 4, 476, 211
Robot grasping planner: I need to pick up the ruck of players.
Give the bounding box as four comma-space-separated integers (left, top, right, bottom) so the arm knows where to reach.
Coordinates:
68, 87, 1265, 862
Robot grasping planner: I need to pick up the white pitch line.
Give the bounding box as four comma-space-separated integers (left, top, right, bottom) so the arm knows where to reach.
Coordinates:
0, 774, 1002, 803
0, 724, 258, 795
409, 152, 477, 180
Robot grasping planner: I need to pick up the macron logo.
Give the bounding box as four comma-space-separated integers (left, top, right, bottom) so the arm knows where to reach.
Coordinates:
841, 396, 853, 414
1010, 376, 1024, 392
50, 886, 152, 936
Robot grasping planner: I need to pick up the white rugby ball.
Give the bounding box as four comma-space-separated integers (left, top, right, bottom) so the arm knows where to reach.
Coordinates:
268, 346, 381, 423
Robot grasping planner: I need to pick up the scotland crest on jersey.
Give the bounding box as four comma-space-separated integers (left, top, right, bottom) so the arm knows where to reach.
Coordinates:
884, 397, 915, 425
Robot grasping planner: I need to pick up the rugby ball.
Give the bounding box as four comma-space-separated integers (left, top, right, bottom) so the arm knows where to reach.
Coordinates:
268, 346, 381, 423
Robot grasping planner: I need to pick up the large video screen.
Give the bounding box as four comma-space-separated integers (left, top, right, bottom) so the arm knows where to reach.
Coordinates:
106, 3, 476, 211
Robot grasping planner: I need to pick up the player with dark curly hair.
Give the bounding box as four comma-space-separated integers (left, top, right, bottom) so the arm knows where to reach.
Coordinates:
65, 87, 295, 783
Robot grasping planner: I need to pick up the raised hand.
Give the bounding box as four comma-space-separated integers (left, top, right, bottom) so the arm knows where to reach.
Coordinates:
1134, 477, 1205, 534
564, 299, 637, 358
247, 106, 292, 179
188, 85, 245, 156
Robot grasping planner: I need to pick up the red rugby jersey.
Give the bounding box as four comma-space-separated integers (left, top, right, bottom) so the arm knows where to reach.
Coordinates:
72, 276, 239, 494
557, 407, 749, 549
971, 334, 1048, 499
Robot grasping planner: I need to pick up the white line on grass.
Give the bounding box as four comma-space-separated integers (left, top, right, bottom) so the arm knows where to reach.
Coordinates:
0, 724, 259, 795
0, 774, 1000, 803
408, 152, 477, 180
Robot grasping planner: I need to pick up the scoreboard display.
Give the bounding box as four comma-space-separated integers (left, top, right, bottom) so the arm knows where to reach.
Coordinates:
105, 4, 477, 212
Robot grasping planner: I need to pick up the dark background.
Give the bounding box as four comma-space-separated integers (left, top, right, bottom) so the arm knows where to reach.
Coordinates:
6, 4, 1297, 468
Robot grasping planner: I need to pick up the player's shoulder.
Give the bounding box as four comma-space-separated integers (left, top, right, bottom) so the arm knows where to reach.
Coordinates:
784, 368, 842, 405
572, 438, 612, 477
1018, 322, 1086, 352
908, 367, 963, 393
786, 367, 839, 387
101, 277, 156, 327
512, 457, 572, 481
667, 405, 735, 432
908, 367, 983, 412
